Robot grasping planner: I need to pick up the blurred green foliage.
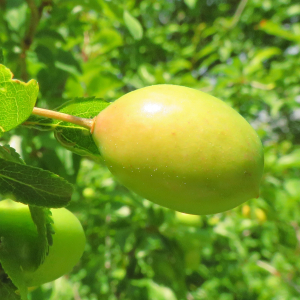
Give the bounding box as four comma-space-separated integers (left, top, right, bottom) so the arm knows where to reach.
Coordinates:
1, 0, 300, 299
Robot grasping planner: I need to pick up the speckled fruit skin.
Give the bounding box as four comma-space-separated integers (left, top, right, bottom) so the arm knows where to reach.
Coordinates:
92, 84, 264, 215
0, 200, 86, 287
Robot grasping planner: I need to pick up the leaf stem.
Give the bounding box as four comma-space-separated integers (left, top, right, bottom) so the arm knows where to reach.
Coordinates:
32, 107, 94, 130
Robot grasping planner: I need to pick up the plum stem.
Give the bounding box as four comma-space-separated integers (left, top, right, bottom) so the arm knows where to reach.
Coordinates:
32, 107, 94, 131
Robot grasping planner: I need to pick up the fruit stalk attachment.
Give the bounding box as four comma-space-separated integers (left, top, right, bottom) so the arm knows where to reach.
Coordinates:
32, 107, 94, 130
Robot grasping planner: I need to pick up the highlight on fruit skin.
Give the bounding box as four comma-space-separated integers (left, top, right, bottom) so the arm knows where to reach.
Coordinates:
0, 200, 86, 287
92, 84, 264, 215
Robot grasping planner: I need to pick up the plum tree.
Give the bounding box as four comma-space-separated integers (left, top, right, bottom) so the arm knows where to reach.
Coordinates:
92, 84, 264, 215
0, 200, 86, 287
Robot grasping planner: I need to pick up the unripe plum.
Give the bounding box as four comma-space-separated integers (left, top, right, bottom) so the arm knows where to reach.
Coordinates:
0, 200, 86, 287
92, 84, 264, 215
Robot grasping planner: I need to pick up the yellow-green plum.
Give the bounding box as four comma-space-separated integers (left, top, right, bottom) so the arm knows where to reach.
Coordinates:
0, 200, 86, 287
92, 84, 264, 215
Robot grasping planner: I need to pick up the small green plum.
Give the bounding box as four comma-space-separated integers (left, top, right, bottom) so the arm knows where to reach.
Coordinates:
92, 84, 264, 215
0, 200, 86, 287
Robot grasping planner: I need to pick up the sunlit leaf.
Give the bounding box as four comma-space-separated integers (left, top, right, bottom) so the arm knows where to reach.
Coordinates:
123, 10, 143, 40
0, 65, 38, 136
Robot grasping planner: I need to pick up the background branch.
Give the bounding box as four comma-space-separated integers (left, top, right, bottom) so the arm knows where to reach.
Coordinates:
0, 0, 5, 9
20, 0, 53, 81
230, 0, 248, 28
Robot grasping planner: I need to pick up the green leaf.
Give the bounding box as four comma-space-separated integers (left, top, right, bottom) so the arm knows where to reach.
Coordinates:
53, 97, 109, 161
55, 61, 81, 76
167, 59, 192, 74
259, 20, 300, 42
286, 4, 300, 17
55, 49, 82, 76
92, 28, 123, 54
85, 72, 123, 98
244, 47, 282, 75
24, 98, 109, 161
29, 206, 54, 268
148, 281, 177, 300
35, 29, 66, 43
284, 179, 300, 198
0, 280, 22, 300
138, 64, 156, 84
0, 158, 73, 208
195, 44, 216, 61
0, 250, 28, 300
22, 114, 55, 131
184, 0, 197, 9
4, 0, 27, 32
0, 65, 39, 136
98, 0, 123, 22
132, 279, 177, 300
123, 10, 143, 40
35, 45, 54, 66
0, 145, 25, 165
275, 149, 300, 171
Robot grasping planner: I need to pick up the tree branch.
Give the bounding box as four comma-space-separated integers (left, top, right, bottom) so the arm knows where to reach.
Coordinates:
0, 0, 6, 9
230, 0, 248, 28
20, 0, 53, 81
